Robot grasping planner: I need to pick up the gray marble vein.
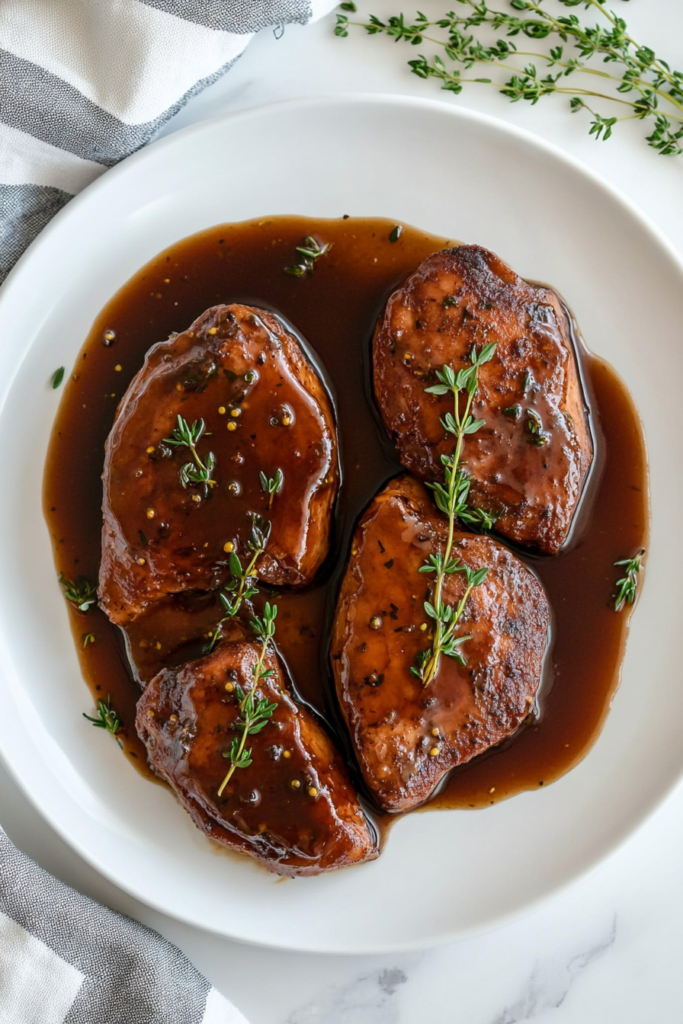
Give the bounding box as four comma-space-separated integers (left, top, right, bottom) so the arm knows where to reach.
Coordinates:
492, 915, 617, 1023
287, 966, 409, 1024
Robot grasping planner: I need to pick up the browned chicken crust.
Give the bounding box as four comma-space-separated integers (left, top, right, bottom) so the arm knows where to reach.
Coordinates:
373, 245, 593, 554
330, 476, 550, 813
100, 304, 338, 624
137, 638, 378, 877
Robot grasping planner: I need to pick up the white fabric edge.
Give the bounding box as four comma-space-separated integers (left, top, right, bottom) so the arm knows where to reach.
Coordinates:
0, 0, 250, 124
310, 0, 340, 21
0, 910, 84, 1024
201, 985, 251, 1024
0, 123, 104, 191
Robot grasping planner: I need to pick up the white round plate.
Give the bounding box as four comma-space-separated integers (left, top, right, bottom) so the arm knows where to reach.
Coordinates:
0, 96, 681, 954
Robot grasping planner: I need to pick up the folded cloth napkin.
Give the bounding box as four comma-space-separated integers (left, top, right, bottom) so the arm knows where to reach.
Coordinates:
0, 827, 247, 1023
0, 1, 336, 1018
0, 0, 335, 284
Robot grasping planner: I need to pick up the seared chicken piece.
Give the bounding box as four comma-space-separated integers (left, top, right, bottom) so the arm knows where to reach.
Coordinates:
100, 303, 338, 624
137, 637, 378, 876
373, 245, 592, 554
330, 476, 550, 813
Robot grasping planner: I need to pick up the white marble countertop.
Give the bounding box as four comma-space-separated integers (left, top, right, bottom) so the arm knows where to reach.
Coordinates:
3, 3, 683, 1021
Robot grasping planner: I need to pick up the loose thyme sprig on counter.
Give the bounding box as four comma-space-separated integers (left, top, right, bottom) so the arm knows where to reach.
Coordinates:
613, 548, 645, 611
207, 514, 273, 652
413, 343, 496, 686
58, 573, 98, 612
335, 1, 683, 157
83, 695, 121, 736
217, 603, 279, 797
284, 236, 332, 277
163, 415, 217, 492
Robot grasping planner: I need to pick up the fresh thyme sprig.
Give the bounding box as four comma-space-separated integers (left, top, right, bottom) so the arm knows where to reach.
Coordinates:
613, 548, 645, 611
207, 515, 272, 652
412, 343, 496, 686
163, 415, 217, 492
58, 573, 98, 612
335, 1, 683, 156
284, 236, 333, 277
83, 694, 121, 735
260, 468, 284, 509
217, 603, 279, 797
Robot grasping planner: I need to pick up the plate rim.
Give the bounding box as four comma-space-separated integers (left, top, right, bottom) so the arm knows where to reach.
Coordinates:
0, 92, 681, 954
3, 92, 683, 309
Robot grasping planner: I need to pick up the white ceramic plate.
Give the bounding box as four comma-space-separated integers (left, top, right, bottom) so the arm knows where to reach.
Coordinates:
0, 96, 681, 954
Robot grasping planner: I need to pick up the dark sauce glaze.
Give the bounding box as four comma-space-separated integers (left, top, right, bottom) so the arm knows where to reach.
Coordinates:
43, 216, 649, 820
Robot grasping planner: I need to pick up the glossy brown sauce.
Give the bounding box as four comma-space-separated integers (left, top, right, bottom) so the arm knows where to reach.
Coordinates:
43, 216, 649, 820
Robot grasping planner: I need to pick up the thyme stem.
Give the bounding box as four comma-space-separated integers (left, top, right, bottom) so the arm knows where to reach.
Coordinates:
217, 603, 278, 797
207, 515, 272, 653
428, 385, 472, 664
218, 692, 252, 796
412, 344, 496, 686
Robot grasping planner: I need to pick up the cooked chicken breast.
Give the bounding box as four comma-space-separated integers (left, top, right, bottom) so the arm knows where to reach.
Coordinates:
373, 245, 593, 554
137, 637, 378, 876
100, 304, 338, 624
330, 476, 550, 813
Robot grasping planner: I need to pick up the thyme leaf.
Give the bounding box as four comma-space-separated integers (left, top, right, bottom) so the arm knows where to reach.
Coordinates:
58, 573, 97, 612
260, 467, 284, 509
284, 235, 332, 277
83, 694, 121, 735
524, 407, 551, 446
613, 548, 645, 611
52, 367, 65, 389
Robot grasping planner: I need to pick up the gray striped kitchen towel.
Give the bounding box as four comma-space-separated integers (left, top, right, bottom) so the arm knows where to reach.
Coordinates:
0, 827, 246, 1023
0, 0, 335, 285
0, 2, 337, 1020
